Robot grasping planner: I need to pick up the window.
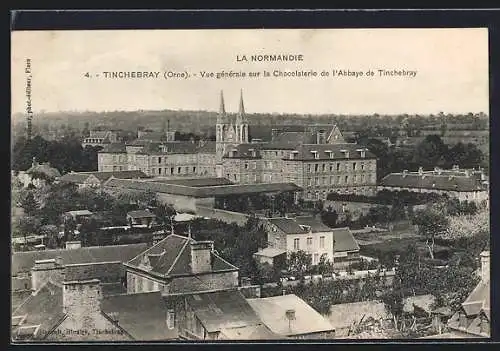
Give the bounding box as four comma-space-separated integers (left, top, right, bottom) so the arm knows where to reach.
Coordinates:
294, 238, 300, 250
361, 163, 365, 170
353, 162, 357, 171
167, 309, 175, 330
171, 167, 174, 175
336, 163, 340, 171
330, 164, 333, 171
320, 236, 325, 248
178, 167, 181, 174
313, 253, 319, 265
322, 164, 326, 172
158, 168, 162, 175
308, 164, 312, 172
307, 237, 313, 246
345, 175, 349, 183
193, 166, 196, 173
315, 164, 319, 172
245, 163, 248, 169
158, 157, 162, 163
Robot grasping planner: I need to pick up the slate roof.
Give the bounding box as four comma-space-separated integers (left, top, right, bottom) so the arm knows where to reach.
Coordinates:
224, 143, 263, 159
11, 281, 65, 340
101, 291, 178, 340
380, 173, 486, 192
219, 324, 281, 340
59, 170, 149, 184
186, 290, 263, 333
104, 178, 301, 198
26, 163, 61, 179
289, 143, 375, 161
295, 216, 333, 233
263, 132, 317, 150
99, 143, 127, 153
66, 210, 93, 217
331, 228, 360, 252
149, 177, 233, 187
12, 243, 148, 276
64, 262, 123, 284
247, 294, 335, 337
267, 218, 308, 234
125, 234, 237, 277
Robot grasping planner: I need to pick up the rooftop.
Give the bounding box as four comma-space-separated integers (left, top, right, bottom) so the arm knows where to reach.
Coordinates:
186, 290, 264, 333
59, 170, 149, 184
253, 247, 287, 258
148, 177, 233, 187
12, 243, 148, 276
101, 291, 178, 340
127, 210, 156, 219
380, 172, 486, 192
125, 234, 237, 277
247, 294, 334, 337
104, 178, 301, 198
26, 163, 61, 179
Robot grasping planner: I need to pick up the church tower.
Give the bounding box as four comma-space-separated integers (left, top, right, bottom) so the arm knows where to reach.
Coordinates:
215, 90, 249, 177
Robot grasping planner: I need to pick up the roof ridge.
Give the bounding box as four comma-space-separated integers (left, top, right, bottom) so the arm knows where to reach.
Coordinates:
166, 238, 191, 276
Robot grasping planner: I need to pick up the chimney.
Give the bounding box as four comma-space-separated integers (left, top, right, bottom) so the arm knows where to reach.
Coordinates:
418, 167, 424, 176
31, 259, 64, 291
62, 278, 102, 321
190, 241, 214, 274
402, 170, 408, 178
316, 131, 326, 144
65, 241, 82, 250
285, 309, 296, 333
32, 157, 37, 168
452, 165, 459, 171
480, 251, 490, 282
271, 129, 280, 141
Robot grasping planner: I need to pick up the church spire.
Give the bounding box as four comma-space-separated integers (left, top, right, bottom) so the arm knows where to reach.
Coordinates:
219, 90, 226, 115
238, 89, 245, 116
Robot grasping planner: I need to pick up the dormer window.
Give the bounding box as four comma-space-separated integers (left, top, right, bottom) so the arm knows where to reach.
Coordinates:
341, 149, 349, 158
231, 149, 237, 157
290, 151, 299, 160
311, 151, 319, 159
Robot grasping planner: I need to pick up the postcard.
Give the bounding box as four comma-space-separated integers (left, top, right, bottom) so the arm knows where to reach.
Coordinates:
11, 28, 490, 342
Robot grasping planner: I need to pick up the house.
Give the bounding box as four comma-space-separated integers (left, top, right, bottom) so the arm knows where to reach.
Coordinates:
11, 243, 148, 298
64, 210, 93, 223
123, 234, 240, 296
127, 210, 157, 227
253, 247, 287, 270
445, 251, 490, 338
58, 170, 149, 189
11, 263, 177, 341
264, 216, 360, 268
379, 166, 489, 203
247, 294, 335, 339
82, 130, 121, 148
18, 158, 61, 188
176, 289, 279, 340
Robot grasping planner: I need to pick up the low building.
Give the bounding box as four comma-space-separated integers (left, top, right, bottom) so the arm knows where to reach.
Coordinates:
103, 177, 302, 213
379, 166, 489, 203
446, 251, 490, 338
127, 210, 157, 227
247, 294, 335, 339
64, 210, 93, 223
124, 234, 239, 296
11, 264, 177, 341
58, 170, 149, 188
18, 158, 61, 188
177, 290, 279, 340
264, 216, 360, 268
253, 247, 287, 270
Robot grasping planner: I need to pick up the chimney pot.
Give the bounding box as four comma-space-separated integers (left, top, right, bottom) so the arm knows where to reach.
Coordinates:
480, 251, 490, 282
190, 241, 214, 274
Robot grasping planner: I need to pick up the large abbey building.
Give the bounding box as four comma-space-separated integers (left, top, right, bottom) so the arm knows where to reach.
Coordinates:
97, 91, 377, 200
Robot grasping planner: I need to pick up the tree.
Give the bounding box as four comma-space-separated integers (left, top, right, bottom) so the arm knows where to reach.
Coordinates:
154, 204, 177, 234
412, 204, 449, 259
316, 253, 334, 275
63, 215, 77, 242
381, 288, 404, 331
40, 224, 60, 249
17, 216, 42, 241
287, 250, 312, 277
19, 190, 40, 217
79, 217, 99, 246
320, 207, 338, 228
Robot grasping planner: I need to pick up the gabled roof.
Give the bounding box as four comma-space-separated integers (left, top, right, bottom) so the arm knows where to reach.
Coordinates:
295, 216, 333, 233
12, 243, 148, 276
101, 291, 178, 340
99, 143, 126, 153
289, 143, 375, 161
263, 132, 316, 150
125, 234, 237, 277
254, 247, 287, 258
11, 281, 65, 340
380, 173, 486, 192
186, 290, 264, 333
267, 218, 308, 234
64, 262, 123, 284
247, 294, 334, 336
219, 324, 281, 340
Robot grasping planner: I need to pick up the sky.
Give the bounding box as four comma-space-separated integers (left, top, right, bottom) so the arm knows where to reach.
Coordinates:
11, 28, 489, 116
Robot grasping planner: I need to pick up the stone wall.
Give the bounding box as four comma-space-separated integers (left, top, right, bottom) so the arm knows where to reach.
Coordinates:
168, 271, 239, 295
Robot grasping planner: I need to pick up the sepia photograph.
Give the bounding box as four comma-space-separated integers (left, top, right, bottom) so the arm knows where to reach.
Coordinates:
10, 27, 490, 342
